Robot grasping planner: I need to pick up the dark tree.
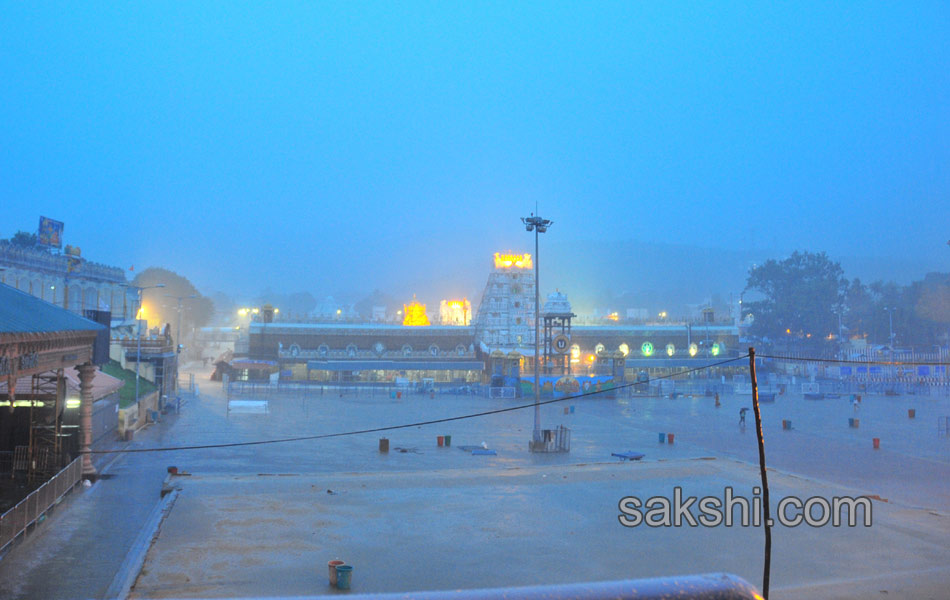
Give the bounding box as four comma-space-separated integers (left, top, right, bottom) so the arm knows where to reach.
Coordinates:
8, 231, 38, 247
744, 251, 847, 349
132, 267, 213, 332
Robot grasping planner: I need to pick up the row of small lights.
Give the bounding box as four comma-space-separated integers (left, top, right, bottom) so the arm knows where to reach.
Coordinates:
572, 341, 721, 362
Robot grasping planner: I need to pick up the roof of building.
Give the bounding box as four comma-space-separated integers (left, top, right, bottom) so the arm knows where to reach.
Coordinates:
0, 367, 123, 400
249, 322, 474, 334
0, 283, 105, 334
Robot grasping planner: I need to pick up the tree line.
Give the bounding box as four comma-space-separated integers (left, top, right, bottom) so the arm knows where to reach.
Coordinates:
743, 251, 950, 352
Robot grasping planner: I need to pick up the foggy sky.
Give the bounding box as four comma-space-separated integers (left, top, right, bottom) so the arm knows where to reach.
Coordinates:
3, 3, 948, 310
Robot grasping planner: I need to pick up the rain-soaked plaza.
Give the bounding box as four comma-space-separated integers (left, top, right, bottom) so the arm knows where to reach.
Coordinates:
110, 368, 950, 599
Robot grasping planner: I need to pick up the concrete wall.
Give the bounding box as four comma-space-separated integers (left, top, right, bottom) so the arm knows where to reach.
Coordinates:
117, 390, 159, 436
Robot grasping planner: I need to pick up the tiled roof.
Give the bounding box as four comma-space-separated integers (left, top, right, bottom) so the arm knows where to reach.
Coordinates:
0, 282, 104, 335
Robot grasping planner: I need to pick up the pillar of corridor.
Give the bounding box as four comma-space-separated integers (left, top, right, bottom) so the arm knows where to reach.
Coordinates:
76, 361, 98, 478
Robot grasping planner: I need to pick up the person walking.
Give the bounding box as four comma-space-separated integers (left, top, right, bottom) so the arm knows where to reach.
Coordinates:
739, 407, 749, 427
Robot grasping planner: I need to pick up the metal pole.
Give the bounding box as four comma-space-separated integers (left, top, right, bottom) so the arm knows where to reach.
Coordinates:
534, 226, 541, 443
748, 347, 771, 599
887, 308, 894, 346
135, 288, 142, 405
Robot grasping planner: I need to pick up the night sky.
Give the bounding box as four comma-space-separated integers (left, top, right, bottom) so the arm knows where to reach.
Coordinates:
3, 2, 948, 307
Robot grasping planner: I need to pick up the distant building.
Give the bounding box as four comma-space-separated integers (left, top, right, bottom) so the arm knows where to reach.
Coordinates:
626, 308, 648, 321
237, 251, 741, 385
0, 240, 135, 319
439, 298, 472, 326
473, 253, 536, 352
403, 296, 430, 326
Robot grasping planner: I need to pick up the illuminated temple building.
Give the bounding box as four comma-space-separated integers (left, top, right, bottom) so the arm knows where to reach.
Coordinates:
472, 253, 536, 352
239, 252, 740, 385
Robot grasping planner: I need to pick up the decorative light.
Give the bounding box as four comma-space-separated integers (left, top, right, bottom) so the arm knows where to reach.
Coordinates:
493, 252, 533, 269
403, 297, 430, 326
570, 344, 580, 361
641, 342, 654, 357
711, 343, 721, 356
66, 398, 81, 409
606, 312, 619, 321
595, 343, 605, 354
689, 343, 698, 357
666, 344, 675, 357
439, 299, 472, 326
618, 343, 629, 356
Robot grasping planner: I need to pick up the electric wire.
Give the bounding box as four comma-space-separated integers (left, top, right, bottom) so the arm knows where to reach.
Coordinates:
758, 354, 949, 366
84, 354, 749, 454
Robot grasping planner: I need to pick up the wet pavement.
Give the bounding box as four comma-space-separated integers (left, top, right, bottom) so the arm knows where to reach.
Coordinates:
2, 368, 949, 599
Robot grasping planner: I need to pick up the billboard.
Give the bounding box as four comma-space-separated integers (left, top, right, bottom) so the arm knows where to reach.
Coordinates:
38, 216, 64, 248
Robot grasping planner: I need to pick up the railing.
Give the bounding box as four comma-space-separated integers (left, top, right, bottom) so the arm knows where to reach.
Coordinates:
0, 457, 83, 553
304, 573, 760, 600
0, 242, 126, 283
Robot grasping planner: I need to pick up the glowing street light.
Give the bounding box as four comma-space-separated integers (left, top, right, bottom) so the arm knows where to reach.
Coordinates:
522, 212, 553, 449
128, 283, 165, 407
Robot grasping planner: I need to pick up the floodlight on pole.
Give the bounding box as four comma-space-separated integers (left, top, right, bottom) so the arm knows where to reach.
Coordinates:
521, 213, 553, 448
165, 293, 198, 394
130, 284, 165, 406
884, 307, 896, 348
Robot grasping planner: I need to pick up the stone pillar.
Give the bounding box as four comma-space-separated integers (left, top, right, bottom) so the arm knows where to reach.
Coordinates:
76, 362, 98, 477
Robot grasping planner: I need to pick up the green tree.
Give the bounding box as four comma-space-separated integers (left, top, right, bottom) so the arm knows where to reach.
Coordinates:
8, 230, 38, 247
132, 267, 214, 336
744, 251, 847, 348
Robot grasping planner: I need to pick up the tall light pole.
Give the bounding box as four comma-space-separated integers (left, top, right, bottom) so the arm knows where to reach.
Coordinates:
522, 213, 552, 447
131, 284, 165, 405
884, 307, 896, 348
165, 293, 197, 393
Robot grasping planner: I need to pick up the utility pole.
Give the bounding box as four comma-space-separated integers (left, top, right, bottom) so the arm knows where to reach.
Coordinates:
884, 307, 895, 348
166, 293, 197, 394
130, 284, 165, 406
522, 213, 552, 448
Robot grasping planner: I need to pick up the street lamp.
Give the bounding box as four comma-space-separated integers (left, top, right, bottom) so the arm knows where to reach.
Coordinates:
522, 212, 552, 447
129, 284, 165, 406
884, 307, 896, 348
165, 293, 197, 393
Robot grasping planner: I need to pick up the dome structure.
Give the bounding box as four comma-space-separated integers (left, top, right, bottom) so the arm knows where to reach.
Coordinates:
542, 291, 573, 316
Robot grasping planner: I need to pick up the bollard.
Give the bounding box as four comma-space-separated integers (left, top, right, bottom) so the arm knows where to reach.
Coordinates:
444, 434, 451, 447
570, 405, 575, 414
873, 437, 880, 449
658, 432, 666, 444
437, 435, 444, 447
564, 406, 569, 415
379, 438, 389, 453
853, 418, 859, 428
908, 409, 916, 419
848, 418, 854, 428
667, 433, 675, 444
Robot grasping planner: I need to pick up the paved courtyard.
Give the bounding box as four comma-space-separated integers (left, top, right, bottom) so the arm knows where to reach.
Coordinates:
125, 372, 950, 599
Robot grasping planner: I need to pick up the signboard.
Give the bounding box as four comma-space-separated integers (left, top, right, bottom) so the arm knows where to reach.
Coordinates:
38, 216, 64, 248
553, 334, 570, 354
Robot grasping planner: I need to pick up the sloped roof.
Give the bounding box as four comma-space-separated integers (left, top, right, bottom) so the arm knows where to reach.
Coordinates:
0, 368, 123, 400
0, 283, 104, 335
